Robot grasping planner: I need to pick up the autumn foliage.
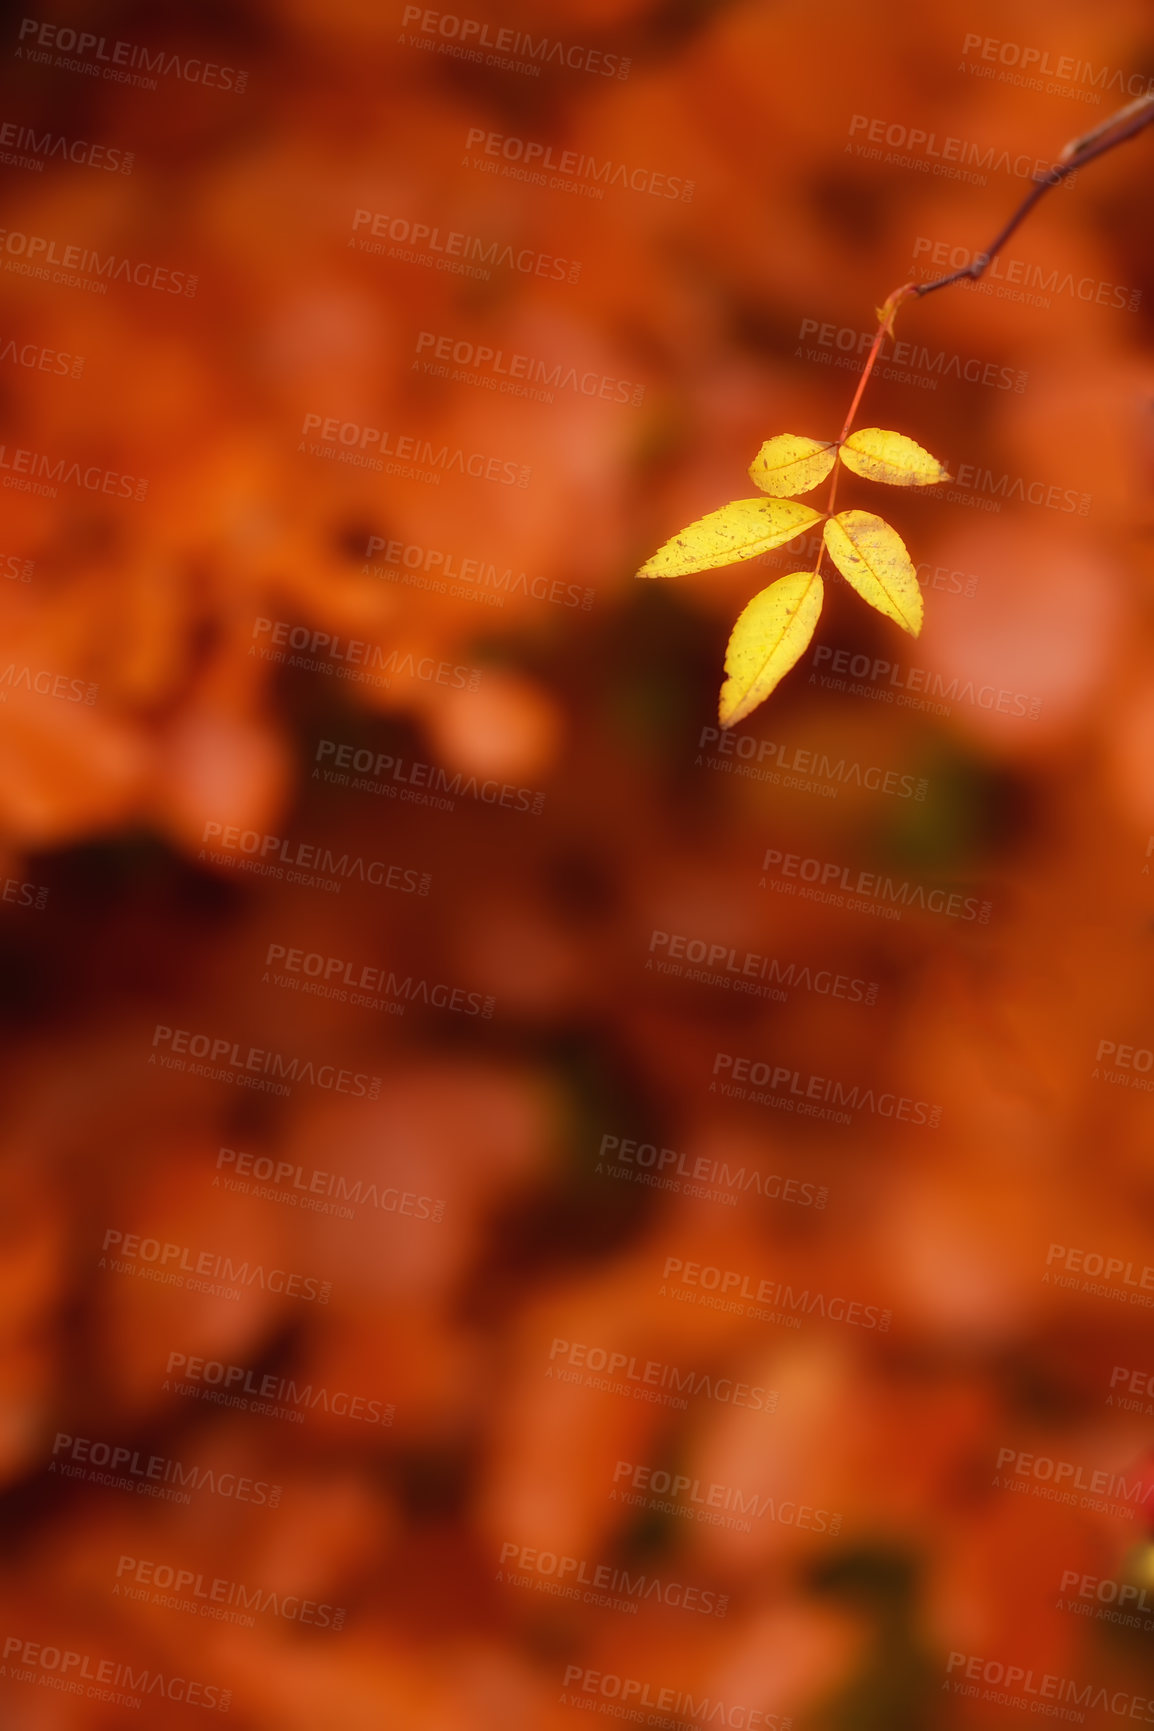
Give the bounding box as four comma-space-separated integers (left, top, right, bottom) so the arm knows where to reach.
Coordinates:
640, 425, 951, 721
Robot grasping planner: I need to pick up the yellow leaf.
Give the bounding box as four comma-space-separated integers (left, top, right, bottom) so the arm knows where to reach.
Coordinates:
718, 571, 824, 726
638, 498, 823, 578
839, 427, 950, 487
748, 434, 837, 497
823, 510, 923, 636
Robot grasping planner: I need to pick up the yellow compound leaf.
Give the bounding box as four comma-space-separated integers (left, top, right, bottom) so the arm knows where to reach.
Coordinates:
638, 498, 822, 578
718, 571, 824, 727
823, 510, 923, 636
748, 434, 837, 497
839, 427, 950, 487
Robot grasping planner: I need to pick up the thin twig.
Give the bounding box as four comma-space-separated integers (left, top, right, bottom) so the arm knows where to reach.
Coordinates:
911, 93, 1154, 302
845, 91, 1154, 455
805, 93, 1154, 620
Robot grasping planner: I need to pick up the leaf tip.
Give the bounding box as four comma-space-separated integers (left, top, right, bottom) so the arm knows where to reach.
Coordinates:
899, 599, 924, 637
636, 551, 677, 578
717, 690, 742, 729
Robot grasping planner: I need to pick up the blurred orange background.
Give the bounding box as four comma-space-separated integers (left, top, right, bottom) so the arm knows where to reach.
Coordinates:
1, 0, 1153, 1725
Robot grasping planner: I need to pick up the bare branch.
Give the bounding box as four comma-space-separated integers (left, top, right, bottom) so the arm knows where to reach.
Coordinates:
910, 92, 1154, 302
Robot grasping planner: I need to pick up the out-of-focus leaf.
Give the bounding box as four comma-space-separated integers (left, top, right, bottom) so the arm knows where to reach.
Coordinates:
638, 499, 823, 578
718, 570, 824, 726
823, 510, 923, 635
749, 434, 837, 497
839, 428, 950, 487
